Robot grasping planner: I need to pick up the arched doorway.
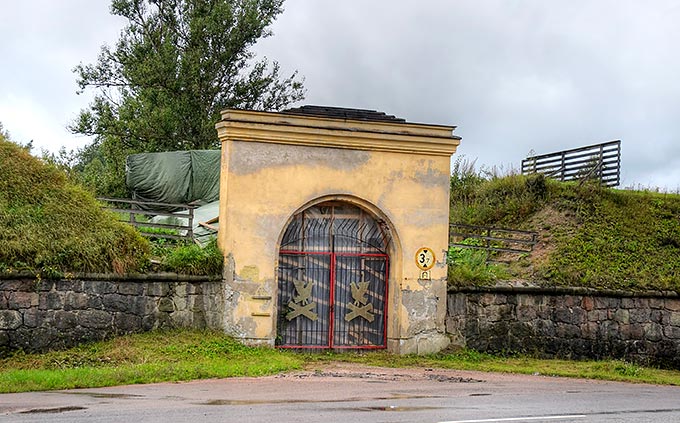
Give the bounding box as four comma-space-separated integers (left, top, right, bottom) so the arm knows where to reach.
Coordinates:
276, 201, 390, 349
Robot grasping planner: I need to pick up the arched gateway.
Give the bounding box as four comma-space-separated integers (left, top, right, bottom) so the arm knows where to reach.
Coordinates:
276, 202, 390, 349
215, 105, 460, 354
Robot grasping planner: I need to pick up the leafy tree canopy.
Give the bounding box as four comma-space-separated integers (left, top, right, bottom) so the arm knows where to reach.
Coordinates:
70, 0, 304, 195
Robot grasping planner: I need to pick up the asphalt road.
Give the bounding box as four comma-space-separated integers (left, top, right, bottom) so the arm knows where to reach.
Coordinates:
2, 364, 680, 422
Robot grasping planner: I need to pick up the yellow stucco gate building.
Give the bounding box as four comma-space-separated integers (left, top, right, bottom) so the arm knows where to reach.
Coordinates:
215, 106, 460, 354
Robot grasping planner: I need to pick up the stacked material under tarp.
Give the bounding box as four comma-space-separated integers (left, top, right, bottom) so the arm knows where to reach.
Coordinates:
188, 201, 219, 246
126, 150, 220, 208
146, 201, 219, 246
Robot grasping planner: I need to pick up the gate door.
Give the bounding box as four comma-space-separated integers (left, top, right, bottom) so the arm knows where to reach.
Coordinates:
277, 202, 389, 349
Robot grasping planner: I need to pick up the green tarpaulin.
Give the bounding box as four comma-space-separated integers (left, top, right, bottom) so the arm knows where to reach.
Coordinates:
126, 150, 220, 206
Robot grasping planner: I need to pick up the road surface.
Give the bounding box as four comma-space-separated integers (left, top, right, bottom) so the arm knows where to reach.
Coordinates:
1, 364, 679, 422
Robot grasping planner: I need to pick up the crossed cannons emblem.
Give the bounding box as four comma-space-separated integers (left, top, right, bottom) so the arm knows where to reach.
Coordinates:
285, 278, 318, 321
345, 281, 374, 322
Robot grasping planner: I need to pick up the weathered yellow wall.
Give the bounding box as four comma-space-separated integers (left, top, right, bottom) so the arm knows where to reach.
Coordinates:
216, 109, 459, 354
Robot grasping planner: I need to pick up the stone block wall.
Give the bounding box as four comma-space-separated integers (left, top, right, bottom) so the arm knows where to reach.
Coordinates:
447, 286, 680, 368
0, 274, 224, 353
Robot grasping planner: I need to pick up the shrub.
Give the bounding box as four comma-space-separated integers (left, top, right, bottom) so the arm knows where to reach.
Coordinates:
160, 239, 223, 275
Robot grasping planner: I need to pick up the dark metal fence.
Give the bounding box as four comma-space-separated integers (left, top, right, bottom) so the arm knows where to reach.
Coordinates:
521, 140, 621, 187
449, 223, 538, 255
98, 197, 195, 241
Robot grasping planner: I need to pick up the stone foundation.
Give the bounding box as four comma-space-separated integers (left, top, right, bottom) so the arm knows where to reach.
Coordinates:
447, 286, 680, 368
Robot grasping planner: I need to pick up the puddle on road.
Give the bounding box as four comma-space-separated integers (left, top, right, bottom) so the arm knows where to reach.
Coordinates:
469, 393, 492, 397
201, 394, 446, 406
61, 392, 144, 399
20, 406, 87, 414
204, 399, 275, 406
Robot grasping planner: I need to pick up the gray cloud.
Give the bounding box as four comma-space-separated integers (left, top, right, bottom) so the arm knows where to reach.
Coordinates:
1, 1, 679, 189
256, 0, 680, 189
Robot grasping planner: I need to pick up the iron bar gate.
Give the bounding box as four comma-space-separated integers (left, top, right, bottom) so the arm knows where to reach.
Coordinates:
276, 203, 389, 349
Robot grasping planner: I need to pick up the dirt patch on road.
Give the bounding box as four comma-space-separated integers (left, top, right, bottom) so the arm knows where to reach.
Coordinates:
277, 362, 484, 383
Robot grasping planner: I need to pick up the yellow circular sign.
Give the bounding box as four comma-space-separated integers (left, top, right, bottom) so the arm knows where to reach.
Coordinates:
415, 247, 435, 271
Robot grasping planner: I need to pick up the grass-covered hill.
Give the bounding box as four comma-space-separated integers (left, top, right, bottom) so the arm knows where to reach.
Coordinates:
0, 135, 150, 275
449, 164, 680, 292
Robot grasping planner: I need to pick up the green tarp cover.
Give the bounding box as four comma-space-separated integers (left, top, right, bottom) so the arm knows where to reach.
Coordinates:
126, 150, 220, 206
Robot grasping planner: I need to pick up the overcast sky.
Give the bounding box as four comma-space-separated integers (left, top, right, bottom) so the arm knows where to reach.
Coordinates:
2, 1, 680, 190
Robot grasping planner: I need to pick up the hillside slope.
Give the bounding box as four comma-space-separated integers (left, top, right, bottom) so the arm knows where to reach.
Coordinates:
0, 135, 150, 275
449, 171, 680, 291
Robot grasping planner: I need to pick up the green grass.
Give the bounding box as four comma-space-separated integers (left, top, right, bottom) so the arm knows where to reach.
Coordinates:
3, 330, 680, 393
0, 330, 302, 393
449, 163, 680, 290
545, 188, 680, 290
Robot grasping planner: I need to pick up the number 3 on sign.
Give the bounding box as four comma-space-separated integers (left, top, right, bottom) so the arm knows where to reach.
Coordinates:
415, 247, 435, 271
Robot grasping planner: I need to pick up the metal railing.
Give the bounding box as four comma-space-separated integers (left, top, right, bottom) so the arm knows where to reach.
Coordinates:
98, 197, 196, 241
521, 140, 621, 187
449, 223, 538, 255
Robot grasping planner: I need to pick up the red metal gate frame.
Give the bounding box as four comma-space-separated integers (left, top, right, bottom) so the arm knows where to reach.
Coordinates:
277, 250, 389, 350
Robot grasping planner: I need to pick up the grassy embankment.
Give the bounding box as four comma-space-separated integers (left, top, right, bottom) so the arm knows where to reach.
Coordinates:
448, 160, 680, 290
2, 329, 680, 393
0, 136, 149, 275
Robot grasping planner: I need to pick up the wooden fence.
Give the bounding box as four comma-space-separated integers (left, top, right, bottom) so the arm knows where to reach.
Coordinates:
521, 140, 621, 187
98, 198, 195, 241
449, 223, 538, 257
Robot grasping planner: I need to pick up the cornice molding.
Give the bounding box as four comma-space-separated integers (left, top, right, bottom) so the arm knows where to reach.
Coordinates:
216, 109, 460, 157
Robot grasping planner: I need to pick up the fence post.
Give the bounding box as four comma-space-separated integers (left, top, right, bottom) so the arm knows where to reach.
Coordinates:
615, 140, 621, 186
187, 206, 194, 241
599, 144, 605, 183
130, 202, 136, 225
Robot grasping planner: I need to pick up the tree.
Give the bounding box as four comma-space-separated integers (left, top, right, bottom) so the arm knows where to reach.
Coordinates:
71, 0, 304, 194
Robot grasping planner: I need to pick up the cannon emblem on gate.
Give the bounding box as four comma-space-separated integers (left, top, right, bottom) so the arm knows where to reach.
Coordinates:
286, 278, 318, 321
345, 281, 374, 322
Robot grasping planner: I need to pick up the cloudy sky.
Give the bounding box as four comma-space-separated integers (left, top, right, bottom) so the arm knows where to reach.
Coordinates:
2, 1, 680, 190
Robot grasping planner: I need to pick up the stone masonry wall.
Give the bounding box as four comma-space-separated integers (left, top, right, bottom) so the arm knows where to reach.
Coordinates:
0, 274, 224, 354
447, 287, 680, 368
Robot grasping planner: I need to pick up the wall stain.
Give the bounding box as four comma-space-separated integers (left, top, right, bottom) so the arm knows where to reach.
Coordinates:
414, 159, 449, 188
230, 142, 371, 175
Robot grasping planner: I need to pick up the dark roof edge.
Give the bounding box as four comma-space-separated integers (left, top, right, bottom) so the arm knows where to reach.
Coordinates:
281, 105, 407, 124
